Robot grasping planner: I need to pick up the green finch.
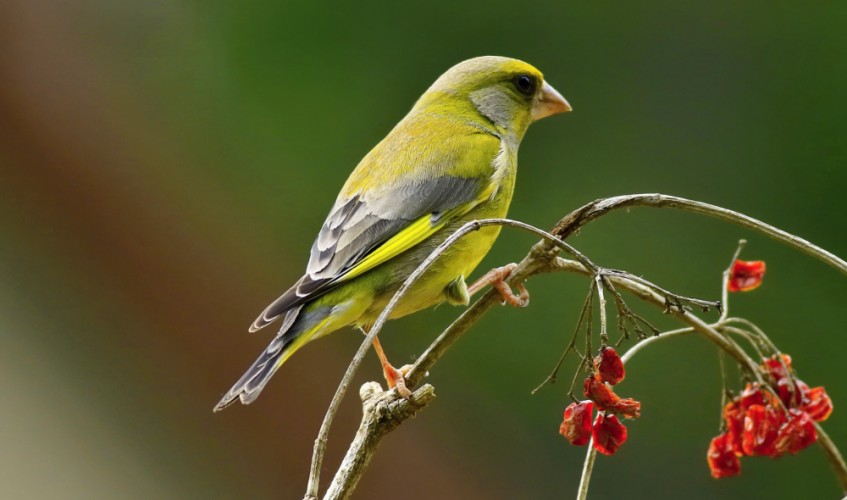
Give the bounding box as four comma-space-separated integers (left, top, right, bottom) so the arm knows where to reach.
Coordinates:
214, 56, 570, 411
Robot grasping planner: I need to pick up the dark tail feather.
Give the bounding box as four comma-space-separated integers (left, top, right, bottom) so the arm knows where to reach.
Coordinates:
248, 274, 332, 333
215, 305, 325, 412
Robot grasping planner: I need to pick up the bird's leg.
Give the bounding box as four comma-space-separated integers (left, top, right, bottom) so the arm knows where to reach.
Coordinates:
370, 333, 413, 399
468, 262, 529, 307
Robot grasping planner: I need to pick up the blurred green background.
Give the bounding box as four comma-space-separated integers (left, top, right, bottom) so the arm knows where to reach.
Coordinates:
2, 0, 845, 498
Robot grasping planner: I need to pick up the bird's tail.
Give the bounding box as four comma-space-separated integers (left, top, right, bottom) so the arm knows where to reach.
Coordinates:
213, 305, 332, 412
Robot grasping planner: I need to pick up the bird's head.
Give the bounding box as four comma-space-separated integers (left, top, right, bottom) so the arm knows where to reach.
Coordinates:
414, 56, 571, 140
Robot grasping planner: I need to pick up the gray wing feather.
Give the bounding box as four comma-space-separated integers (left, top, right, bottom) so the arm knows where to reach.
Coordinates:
307, 175, 481, 279
249, 175, 481, 332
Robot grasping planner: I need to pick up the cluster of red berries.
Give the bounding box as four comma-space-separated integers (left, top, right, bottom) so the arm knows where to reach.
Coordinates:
707, 354, 834, 478
559, 347, 642, 455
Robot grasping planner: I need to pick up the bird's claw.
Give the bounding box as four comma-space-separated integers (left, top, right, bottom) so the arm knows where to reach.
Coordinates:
470, 263, 530, 307
493, 279, 530, 308
383, 363, 414, 399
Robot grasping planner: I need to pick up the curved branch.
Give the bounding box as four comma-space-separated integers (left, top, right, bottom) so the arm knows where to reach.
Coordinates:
306, 195, 847, 499
551, 194, 847, 276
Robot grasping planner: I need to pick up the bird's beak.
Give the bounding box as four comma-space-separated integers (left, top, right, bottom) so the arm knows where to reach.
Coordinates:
532, 81, 572, 121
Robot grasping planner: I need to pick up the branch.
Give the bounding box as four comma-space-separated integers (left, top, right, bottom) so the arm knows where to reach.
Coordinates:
550, 194, 847, 276
323, 383, 436, 499
305, 194, 847, 499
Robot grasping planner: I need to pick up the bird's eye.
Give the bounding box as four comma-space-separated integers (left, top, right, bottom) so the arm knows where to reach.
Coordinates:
514, 74, 536, 96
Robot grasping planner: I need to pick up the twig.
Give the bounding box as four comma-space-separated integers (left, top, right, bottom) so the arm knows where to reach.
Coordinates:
531, 284, 595, 395
549, 194, 847, 277
719, 325, 766, 361
323, 383, 436, 499
724, 317, 784, 361
595, 275, 608, 345
584, 282, 594, 378
603, 269, 720, 313
577, 436, 597, 500
720, 240, 747, 322
718, 352, 730, 427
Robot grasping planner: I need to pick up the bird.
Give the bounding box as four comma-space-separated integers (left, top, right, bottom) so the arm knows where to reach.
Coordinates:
214, 56, 571, 411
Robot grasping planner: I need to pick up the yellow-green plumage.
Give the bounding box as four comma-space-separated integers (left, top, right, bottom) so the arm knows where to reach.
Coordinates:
214, 56, 570, 411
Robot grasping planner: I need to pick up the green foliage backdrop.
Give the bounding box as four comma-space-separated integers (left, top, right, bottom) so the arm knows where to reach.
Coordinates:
1, 0, 845, 498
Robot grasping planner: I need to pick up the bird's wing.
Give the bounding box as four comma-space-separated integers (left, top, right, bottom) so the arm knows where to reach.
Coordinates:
250, 130, 500, 332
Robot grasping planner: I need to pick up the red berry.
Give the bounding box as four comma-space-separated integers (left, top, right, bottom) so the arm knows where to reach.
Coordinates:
609, 398, 641, 419
742, 404, 786, 457
707, 432, 741, 479
762, 354, 793, 380
722, 400, 745, 455
559, 401, 595, 446
801, 386, 833, 422
727, 260, 766, 292
583, 377, 620, 411
594, 347, 625, 385
776, 377, 808, 407
739, 383, 767, 409
592, 413, 628, 456
774, 409, 817, 455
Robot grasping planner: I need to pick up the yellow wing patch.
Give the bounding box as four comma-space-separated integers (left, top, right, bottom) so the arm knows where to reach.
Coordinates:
339, 206, 464, 282
340, 182, 497, 282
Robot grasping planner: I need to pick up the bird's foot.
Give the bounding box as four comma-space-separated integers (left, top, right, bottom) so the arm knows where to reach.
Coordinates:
382, 363, 414, 399
371, 335, 413, 399
468, 263, 530, 307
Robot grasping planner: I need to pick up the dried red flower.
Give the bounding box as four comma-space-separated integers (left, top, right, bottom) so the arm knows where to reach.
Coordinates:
594, 347, 626, 385
762, 354, 793, 380
774, 409, 817, 455
584, 377, 620, 411
722, 401, 745, 455
801, 386, 833, 422
742, 404, 786, 457
592, 413, 628, 456
739, 383, 767, 409
560, 401, 595, 446
609, 398, 641, 419
776, 377, 808, 407
760, 354, 798, 405
708, 352, 833, 478
707, 432, 741, 478
727, 259, 766, 292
